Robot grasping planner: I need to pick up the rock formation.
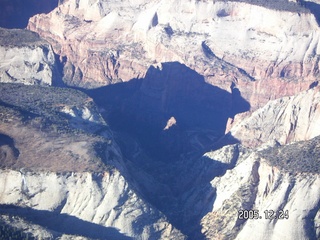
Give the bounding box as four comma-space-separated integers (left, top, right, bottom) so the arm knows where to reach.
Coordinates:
0, 0, 319, 239
228, 86, 320, 147
27, 0, 320, 108
201, 140, 320, 240
0, 83, 184, 239
0, 28, 59, 86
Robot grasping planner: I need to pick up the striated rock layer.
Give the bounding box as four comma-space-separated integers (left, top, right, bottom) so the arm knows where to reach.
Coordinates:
27, 0, 320, 108
0, 0, 319, 239
0, 169, 183, 239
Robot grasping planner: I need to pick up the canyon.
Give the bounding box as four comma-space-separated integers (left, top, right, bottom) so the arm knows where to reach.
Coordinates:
0, 0, 319, 239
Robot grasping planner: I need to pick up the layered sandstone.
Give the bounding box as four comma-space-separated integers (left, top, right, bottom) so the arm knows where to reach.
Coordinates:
27, 0, 320, 108
0, 169, 184, 239
0, 1, 319, 239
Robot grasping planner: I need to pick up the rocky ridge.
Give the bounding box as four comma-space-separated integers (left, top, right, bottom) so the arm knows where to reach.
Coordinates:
0, 83, 184, 239
201, 142, 320, 240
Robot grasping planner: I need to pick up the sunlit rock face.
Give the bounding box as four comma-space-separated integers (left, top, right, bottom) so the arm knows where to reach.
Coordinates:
0, 169, 185, 239
228, 87, 320, 147
0, 0, 319, 239
0, 28, 59, 86
27, 0, 320, 108
200, 142, 320, 240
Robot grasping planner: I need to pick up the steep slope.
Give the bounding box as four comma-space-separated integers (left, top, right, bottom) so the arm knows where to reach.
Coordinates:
87, 62, 250, 162
110, 87, 320, 239
195, 89, 320, 239
228, 87, 320, 147
200, 139, 320, 240
0, 28, 60, 86
0, 83, 184, 239
0, 0, 319, 239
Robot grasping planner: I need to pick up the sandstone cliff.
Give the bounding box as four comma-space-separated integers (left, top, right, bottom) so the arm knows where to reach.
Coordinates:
228, 87, 320, 147
0, 83, 184, 239
0, 28, 60, 86
27, 0, 320, 109
0, 0, 319, 239
0, 170, 184, 239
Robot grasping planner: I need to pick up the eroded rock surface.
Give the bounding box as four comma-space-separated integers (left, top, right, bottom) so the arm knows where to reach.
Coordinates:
0, 0, 319, 239
27, 0, 320, 109
0, 28, 59, 86
0, 83, 184, 239
0, 170, 184, 239
200, 139, 320, 240
229, 87, 320, 147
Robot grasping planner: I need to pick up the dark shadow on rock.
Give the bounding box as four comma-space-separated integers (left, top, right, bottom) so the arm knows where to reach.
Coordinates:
87, 62, 250, 162
0, 0, 58, 29
163, 137, 241, 239
0, 204, 133, 240
86, 62, 249, 238
0, 134, 16, 148
231, 82, 250, 116
302, 1, 320, 26
52, 54, 68, 88
309, 81, 319, 89
0, 133, 20, 166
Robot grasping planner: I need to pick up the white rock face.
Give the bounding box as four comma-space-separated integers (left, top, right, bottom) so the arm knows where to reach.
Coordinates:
229, 87, 320, 147
0, 45, 56, 85
201, 145, 320, 240
0, 29, 58, 86
0, 169, 184, 239
0, 84, 184, 239
203, 1, 320, 79
0, 1, 318, 239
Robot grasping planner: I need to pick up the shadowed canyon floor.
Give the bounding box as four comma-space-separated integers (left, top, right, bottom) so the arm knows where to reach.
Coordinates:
86, 62, 250, 238
87, 62, 250, 161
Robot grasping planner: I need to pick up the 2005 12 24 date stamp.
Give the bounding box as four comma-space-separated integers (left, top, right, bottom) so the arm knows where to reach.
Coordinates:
238, 210, 289, 220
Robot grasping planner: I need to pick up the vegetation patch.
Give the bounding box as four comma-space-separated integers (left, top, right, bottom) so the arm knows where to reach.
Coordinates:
0, 27, 46, 48
259, 136, 320, 174
0, 83, 114, 173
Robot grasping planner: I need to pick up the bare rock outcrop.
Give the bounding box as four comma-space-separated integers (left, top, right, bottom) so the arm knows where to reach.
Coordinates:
0, 28, 60, 86
0, 169, 184, 239
27, 0, 320, 109
228, 87, 320, 147
0, 1, 319, 239
199, 139, 320, 240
